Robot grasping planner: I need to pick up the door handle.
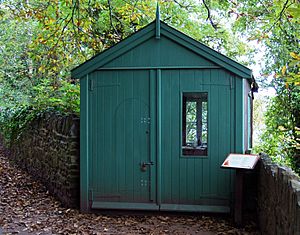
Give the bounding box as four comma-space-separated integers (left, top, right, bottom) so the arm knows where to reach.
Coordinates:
140, 161, 154, 171
142, 161, 154, 166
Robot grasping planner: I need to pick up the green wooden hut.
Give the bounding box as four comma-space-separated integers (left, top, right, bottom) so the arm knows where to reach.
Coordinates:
72, 12, 258, 213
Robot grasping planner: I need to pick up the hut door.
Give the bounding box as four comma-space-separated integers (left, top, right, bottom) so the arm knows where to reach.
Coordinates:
89, 70, 156, 207
114, 97, 152, 203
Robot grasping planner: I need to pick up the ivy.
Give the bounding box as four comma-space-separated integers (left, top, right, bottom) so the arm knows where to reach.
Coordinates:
0, 80, 79, 144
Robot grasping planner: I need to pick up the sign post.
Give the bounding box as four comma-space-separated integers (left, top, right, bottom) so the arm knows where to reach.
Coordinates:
221, 154, 260, 226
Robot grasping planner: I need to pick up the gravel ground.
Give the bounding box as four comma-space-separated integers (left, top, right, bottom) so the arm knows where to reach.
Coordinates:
0, 143, 260, 235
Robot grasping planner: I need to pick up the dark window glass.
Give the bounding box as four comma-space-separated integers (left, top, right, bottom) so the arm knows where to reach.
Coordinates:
182, 92, 208, 156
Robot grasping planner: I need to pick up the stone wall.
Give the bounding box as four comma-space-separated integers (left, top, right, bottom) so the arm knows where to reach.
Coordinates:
7, 109, 300, 233
10, 112, 80, 208
257, 154, 300, 234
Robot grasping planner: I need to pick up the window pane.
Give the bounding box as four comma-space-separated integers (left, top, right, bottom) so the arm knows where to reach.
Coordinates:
202, 101, 208, 144
186, 101, 197, 144
182, 92, 208, 156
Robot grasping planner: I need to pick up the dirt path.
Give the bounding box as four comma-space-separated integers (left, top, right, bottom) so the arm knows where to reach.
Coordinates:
0, 143, 259, 234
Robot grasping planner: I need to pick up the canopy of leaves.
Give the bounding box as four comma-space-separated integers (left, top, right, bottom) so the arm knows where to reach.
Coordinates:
2, 0, 255, 81
230, 0, 300, 172
0, 0, 255, 142
0, 0, 299, 173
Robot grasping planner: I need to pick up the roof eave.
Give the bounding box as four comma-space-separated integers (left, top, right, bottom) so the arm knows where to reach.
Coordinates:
160, 22, 252, 79
71, 21, 156, 79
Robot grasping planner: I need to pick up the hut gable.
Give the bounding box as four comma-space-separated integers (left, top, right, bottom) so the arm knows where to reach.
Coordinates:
71, 21, 253, 81
102, 35, 217, 69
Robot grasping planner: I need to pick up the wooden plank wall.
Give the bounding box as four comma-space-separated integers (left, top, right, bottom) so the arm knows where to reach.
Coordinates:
161, 69, 235, 206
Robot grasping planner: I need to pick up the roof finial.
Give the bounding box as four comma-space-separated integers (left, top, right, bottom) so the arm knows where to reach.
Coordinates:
156, 2, 160, 20
155, 2, 160, 39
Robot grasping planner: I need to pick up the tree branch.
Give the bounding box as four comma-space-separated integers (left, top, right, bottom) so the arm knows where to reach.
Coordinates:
107, 0, 120, 38
173, 0, 194, 12
264, 0, 290, 33
202, 0, 218, 30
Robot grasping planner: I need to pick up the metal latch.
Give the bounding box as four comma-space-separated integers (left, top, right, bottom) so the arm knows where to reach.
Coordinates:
140, 161, 154, 172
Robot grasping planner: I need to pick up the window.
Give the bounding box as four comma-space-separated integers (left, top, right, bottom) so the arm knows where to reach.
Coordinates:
182, 92, 208, 156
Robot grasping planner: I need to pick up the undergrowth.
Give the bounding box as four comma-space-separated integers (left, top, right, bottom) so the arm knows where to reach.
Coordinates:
0, 79, 79, 144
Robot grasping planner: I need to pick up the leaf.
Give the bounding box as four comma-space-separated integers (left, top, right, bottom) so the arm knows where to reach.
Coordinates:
287, 7, 300, 18
281, 65, 287, 76
38, 66, 45, 72
290, 52, 300, 60
289, 59, 300, 67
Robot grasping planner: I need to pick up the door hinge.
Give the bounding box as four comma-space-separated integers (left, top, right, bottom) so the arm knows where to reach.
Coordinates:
89, 79, 94, 91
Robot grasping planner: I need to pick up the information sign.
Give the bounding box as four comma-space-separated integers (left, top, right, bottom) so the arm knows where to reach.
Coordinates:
221, 154, 260, 169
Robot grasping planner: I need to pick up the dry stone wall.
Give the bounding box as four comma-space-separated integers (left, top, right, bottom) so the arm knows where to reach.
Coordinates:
257, 154, 300, 235
10, 112, 80, 208
7, 109, 300, 232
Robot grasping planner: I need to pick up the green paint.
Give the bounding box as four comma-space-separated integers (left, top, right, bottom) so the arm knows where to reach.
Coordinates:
156, 69, 162, 206
235, 77, 244, 153
92, 202, 159, 210
160, 204, 230, 213
98, 66, 221, 70
77, 18, 255, 212
72, 21, 252, 81
88, 70, 153, 205
150, 70, 157, 202
155, 3, 160, 39
80, 76, 89, 212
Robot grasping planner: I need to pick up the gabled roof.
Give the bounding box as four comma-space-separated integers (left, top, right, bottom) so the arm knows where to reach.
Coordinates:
71, 20, 254, 84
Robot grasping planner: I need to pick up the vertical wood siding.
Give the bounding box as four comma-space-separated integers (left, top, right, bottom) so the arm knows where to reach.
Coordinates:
161, 69, 234, 207
88, 70, 152, 203
86, 68, 240, 210
102, 36, 216, 69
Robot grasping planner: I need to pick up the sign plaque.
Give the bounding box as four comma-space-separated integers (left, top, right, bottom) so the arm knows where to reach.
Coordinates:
221, 153, 260, 170
221, 153, 260, 226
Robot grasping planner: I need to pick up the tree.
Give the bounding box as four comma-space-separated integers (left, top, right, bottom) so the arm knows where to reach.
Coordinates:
229, 0, 299, 172
0, 7, 36, 108
0, 0, 258, 146
1, 0, 256, 82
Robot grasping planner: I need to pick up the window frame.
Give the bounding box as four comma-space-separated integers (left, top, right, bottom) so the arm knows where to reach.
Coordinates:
180, 91, 209, 158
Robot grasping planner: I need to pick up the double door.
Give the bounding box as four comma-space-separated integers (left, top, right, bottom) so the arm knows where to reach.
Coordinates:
88, 69, 233, 211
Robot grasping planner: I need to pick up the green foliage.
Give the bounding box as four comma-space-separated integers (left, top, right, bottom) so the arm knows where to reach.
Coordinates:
185, 101, 208, 145
0, 0, 256, 145
0, 105, 45, 144
228, 0, 300, 174
227, 0, 299, 87
2, 0, 298, 176
1, 0, 255, 81
31, 79, 80, 114
0, 80, 79, 143
255, 85, 300, 173
0, 9, 35, 109
281, 52, 300, 86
